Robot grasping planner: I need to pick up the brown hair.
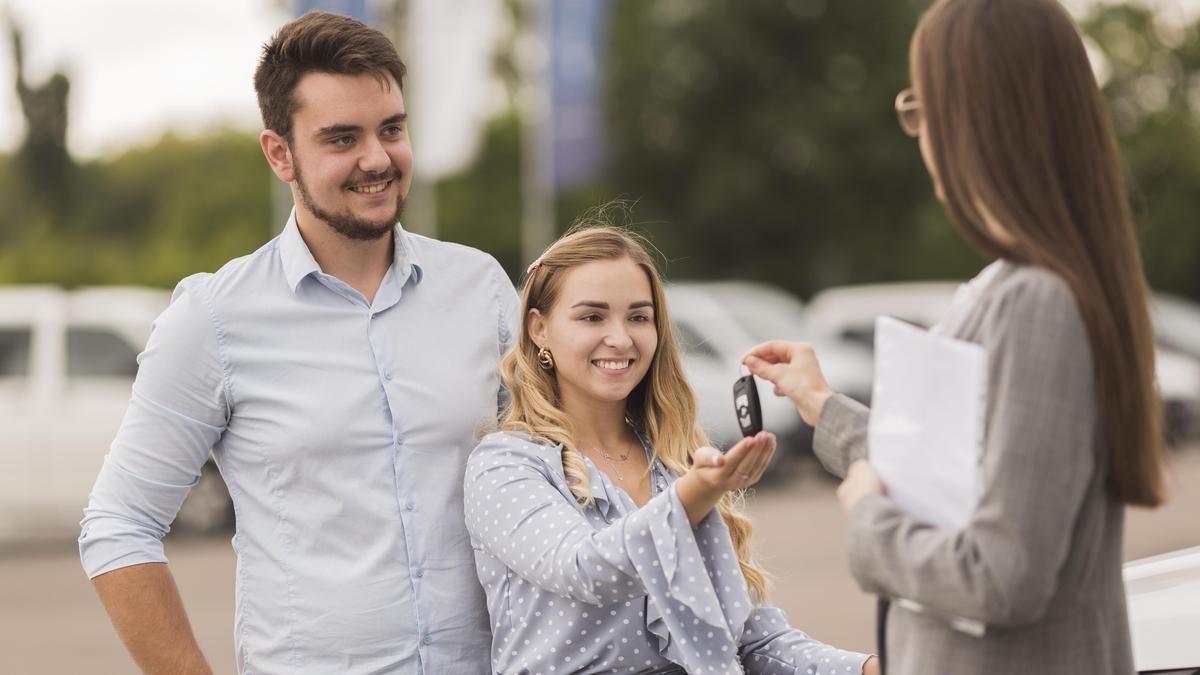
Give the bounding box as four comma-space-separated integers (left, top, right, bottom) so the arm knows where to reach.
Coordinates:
502, 208, 769, 600
254, 11, 406, 140
912, 0, 1165, 506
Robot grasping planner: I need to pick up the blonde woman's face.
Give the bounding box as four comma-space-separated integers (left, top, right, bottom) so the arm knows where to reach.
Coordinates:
530, 257, 658, 409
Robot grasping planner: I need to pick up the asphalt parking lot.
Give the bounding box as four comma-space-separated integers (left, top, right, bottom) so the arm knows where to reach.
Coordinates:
2, 444, 1197, 673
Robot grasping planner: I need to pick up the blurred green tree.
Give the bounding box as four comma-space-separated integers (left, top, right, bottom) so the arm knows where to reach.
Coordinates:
602, 0, 976, 296
0, 130, 272, 288
1080, 4, 1200, 300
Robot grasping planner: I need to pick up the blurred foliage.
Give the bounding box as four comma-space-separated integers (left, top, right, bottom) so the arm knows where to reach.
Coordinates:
0, 130, 273, 288
602, 0, 976, 296
0, 0, 1197, 303
1080, 4, 1200, 300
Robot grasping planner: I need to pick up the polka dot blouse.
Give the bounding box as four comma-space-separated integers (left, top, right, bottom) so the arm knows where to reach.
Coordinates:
464, 431, 871, 674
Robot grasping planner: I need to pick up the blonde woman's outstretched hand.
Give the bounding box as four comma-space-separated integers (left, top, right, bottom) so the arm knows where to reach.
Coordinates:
742, 341, 834, 426
676, 432, 776, 526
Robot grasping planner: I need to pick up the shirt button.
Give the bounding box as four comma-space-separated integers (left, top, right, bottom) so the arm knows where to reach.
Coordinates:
405, 501, 416, 511
422, 635, 432, 645
414, 568, 424, 578
384, 370, 392, 381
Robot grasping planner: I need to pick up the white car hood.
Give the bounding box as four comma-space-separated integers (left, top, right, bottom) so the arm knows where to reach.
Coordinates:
1124, 546, 1200, 671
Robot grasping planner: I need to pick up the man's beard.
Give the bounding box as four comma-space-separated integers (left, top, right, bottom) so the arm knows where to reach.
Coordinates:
294, 162, 406, 242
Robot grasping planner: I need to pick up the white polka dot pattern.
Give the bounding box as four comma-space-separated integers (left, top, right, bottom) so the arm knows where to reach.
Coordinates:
464, 431, 871, 674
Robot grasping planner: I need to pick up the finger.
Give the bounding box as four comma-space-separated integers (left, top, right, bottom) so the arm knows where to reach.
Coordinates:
719, 436, 758, 474
742, 355, 785, 383
745, 433, 776, 482
741, 340, 798, 365
749, 433, 777, 481
733, 434, 770, 485
693, 446, 725, 468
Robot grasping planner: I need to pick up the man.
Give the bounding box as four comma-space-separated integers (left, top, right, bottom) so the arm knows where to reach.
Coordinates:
79, 12, 516, 674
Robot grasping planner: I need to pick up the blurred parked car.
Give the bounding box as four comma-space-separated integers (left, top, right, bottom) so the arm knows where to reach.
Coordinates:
663, 282, 807, 465
697, 281, 874, 405
0, 286, 232, 542
1124, 546, 1200, 674
1153, 295, 1200, 442
805, 282, 1200, 445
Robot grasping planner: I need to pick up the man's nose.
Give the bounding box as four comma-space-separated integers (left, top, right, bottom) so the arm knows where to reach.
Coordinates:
358, 135, 391, 175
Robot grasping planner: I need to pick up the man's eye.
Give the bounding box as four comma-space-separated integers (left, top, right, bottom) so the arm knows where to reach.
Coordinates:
383, 125, 404, 138
332, 136, 354, 146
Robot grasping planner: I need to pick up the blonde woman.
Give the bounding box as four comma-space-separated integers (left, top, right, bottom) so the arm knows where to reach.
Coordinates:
464, 224, 877, 674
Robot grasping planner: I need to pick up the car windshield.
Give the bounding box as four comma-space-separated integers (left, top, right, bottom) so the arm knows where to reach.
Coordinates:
704, 285, 809, 343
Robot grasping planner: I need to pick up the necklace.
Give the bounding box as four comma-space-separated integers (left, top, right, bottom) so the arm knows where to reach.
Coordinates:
597, 445, 631, 481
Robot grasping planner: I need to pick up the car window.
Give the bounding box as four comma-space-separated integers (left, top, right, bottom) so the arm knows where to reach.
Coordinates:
706, 287, 809, 342
673, 320, 720, 361
0, 328, 32, 377
67, 327, 139, 378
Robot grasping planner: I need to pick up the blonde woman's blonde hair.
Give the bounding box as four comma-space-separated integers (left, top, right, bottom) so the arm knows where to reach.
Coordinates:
501, 206, 768, 601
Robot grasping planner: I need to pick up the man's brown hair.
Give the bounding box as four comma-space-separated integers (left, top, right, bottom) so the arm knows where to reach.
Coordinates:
254, 11, 406, 140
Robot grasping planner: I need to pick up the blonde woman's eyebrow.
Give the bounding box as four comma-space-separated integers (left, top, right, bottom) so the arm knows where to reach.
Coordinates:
570, 301, 654, 310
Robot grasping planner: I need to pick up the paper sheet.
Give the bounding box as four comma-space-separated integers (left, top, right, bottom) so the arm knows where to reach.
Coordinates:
868, 316, 987, 530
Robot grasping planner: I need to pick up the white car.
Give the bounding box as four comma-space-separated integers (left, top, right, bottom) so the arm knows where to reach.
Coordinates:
1153, 295, 1200, 442
1124, 546, 1200, 674
0, 286, 231, 541
696, 281, 874, 405
663, 282, 806, 463
805, 282, 1200, 445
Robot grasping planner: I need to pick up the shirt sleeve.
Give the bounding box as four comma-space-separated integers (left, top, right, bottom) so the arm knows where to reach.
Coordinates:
465, 433, 661, 605
78, 274, 230, 578
843, 270, 1099, 627
738, 605, 871, 674
493, 262, 520, 413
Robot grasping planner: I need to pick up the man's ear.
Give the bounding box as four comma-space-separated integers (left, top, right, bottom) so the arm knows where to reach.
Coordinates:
527, 308, 548, 349
260, 130, 295, 183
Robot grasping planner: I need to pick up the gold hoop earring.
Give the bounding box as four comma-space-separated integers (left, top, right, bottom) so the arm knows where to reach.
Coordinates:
537, 347, 555, 371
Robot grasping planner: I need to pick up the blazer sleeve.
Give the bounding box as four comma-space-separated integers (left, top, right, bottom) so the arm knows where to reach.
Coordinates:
842, 269, 1099, 628
812, 394, 872, 479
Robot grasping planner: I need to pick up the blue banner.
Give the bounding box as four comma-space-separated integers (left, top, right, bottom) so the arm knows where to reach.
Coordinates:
549, 0, 610, 189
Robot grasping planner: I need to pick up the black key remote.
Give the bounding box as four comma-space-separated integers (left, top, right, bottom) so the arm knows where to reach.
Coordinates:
732, 374, 763, 437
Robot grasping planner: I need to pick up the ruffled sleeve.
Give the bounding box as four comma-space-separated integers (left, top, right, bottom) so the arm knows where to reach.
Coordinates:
738, 605, 872, 674
465, 432, 750, 672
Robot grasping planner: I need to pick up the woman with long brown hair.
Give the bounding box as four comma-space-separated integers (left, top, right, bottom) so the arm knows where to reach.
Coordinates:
464, 220, 877, 674
745, 0, 1166, 673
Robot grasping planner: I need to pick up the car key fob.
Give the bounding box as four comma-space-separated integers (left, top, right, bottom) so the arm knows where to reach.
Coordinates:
733, 374, 763, 437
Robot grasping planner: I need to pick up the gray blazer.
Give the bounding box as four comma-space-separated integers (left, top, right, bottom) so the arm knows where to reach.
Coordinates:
814, 261, 1135, 675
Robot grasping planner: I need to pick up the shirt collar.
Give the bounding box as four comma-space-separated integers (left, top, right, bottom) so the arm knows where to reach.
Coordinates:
278, 208, 425, 294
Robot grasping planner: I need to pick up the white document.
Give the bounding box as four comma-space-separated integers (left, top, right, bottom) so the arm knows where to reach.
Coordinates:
868, 316, 987, 530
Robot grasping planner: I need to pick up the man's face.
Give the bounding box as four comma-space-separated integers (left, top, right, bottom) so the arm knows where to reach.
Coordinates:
287, 71, 413, 241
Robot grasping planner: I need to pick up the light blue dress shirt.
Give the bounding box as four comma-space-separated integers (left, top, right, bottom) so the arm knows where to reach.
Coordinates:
80, 212, 518, 674
466, 431, 871, 674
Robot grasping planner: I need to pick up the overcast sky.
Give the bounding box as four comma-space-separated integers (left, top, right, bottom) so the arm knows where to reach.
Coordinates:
0, 0, 286, 158
1, 0, 1196, 160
